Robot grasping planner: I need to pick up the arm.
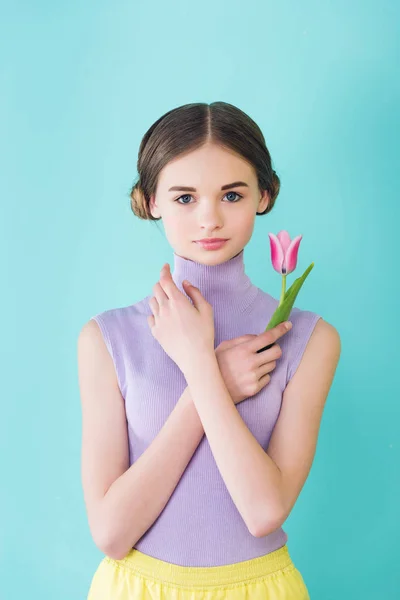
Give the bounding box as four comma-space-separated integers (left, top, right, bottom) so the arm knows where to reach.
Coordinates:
78, 319, 205, 561
181, 320, 341, 538
182, 351, 284, 538
265, 319, 341, 534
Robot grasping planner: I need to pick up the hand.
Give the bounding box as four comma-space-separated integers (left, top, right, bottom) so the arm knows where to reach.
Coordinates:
215, 321, 293, 405
147, 263, 215, 373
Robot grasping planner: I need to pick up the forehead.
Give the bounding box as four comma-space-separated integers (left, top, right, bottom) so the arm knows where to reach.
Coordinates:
157, 144, 255, 189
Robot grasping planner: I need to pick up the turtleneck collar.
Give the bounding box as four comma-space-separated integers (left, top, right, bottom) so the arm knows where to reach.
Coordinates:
171, 248, 259, 313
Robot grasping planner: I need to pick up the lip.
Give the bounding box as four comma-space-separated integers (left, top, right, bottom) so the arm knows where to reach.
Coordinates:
195, 239, 228, 250
196, 238, 228, 243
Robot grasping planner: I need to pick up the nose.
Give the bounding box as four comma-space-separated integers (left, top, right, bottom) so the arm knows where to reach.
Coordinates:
197, 201, 224, 231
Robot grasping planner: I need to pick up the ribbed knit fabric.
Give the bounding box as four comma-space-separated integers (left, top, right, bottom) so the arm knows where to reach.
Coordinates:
91, 248, 322, 567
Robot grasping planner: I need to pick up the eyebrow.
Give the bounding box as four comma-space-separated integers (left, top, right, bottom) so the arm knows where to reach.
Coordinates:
168, 181, 249, 192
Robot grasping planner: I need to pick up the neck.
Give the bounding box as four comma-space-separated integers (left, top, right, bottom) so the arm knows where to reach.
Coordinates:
171, 248, 259, 312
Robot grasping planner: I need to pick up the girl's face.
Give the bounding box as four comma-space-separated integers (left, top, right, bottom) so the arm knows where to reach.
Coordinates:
149, 142, 269, 264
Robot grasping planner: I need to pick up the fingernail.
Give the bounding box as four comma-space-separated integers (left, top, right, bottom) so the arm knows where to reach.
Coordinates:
285, 321, 292, 330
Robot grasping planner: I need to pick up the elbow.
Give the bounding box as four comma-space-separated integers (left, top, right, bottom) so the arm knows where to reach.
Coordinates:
103, 543, 130, 561
89, 503, 133, 560
249, 508, 284, 538
90, 500, 141, 560
250, 517, 281, 538
94, 528, 130, 561
92, 521, 130, 561
92, 524, 112, 556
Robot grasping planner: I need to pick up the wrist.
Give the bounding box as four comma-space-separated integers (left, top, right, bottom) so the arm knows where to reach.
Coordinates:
182, 347, 218, 381
178, 386, 205, 437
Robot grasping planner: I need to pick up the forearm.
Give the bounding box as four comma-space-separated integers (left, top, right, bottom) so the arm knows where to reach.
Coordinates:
183, 351, 283, 537
98, 387, 204, 559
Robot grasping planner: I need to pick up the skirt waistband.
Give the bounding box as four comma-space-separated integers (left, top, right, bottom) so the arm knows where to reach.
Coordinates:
106, 544, 293, 587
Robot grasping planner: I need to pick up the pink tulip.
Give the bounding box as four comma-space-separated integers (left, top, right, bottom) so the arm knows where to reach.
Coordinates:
268, 230, 303, 275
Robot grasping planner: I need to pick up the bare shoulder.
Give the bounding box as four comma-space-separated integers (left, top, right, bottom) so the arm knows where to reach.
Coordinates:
77, 317, 121, 381
284, 316, 341, 404
78, 317, 106, 349
312, 317, 341, 347
306, 317, 341, 372
77, 319, 129, 552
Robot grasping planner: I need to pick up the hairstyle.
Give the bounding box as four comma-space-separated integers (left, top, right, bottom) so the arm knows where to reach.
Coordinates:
129, 101, 280, 222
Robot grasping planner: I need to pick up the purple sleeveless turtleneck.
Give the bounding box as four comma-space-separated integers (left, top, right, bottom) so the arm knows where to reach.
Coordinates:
91, 248, 321, 567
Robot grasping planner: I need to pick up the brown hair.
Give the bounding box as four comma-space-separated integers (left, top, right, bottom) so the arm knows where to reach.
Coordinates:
129, 101, 280, 222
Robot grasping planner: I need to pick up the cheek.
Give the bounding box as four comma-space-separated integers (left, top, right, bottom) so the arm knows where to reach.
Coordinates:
168, 214, 186, 233
236, 208, 256, 229
235, 210, 256, 241
162, 212, 188, 243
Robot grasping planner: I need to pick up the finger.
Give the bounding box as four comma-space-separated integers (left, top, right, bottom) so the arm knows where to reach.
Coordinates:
148, 296, 159, 316
258, 372, 272, 386
153, 280, 169, 306
255, 359, 276, 377
220, 334, 255, 349
159, 264, 180, 300
253, 343, 282, 367
249, 321, 292, 353
182, 280, 207, 311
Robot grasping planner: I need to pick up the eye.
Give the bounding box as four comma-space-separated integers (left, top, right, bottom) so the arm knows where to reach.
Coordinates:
174, 191, 243, 205
225, 191, 243, 202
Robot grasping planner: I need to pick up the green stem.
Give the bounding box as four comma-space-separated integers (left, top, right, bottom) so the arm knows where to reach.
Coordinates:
279, 273, 286, 306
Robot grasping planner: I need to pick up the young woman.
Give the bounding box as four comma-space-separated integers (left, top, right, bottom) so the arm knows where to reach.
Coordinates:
78, 101, 341, 599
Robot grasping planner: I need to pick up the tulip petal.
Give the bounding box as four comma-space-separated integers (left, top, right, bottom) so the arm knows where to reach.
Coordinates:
268, 233, 285, 273
277, 230, 292, 254
285, 235, 303, 274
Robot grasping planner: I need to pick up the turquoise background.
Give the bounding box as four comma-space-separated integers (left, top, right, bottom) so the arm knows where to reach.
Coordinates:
2, 1, 399, 598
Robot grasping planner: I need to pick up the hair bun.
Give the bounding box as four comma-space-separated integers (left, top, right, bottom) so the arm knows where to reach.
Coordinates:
130, 181, 151, 220
270, 170, 280, 204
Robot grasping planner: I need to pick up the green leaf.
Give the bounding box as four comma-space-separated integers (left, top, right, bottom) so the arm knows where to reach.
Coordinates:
264, 262, 315, 331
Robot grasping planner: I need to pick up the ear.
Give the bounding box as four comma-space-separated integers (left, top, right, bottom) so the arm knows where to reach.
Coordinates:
149, 195, 161, 219
257, 190, 269, 213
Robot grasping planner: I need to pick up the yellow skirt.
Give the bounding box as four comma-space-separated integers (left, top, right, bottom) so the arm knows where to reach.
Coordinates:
87, 543, 310, 599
